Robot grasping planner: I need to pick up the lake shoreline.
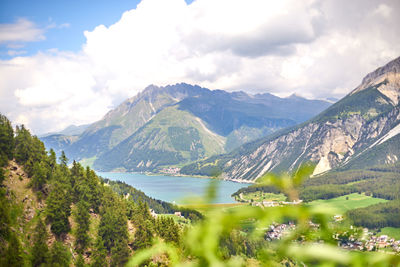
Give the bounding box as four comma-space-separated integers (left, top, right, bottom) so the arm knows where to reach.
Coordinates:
97, 171, 252, 204
97, 170, 255, 185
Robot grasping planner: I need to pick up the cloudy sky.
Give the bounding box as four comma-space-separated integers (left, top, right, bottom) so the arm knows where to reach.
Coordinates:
0, 0, 399, 134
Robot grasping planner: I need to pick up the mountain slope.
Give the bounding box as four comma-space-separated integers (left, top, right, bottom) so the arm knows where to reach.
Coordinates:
181, 56, 400, 181
65, 83, 206, 160
94, 105, 226, 172
40, 83, 331, 171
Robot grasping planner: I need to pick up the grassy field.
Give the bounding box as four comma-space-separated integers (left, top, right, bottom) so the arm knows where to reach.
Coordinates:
379, 227, 400, 240
238, 192, 287, 203
307, 193, 388, 213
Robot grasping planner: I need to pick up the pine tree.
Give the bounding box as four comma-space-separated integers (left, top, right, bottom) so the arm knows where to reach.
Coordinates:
31, 161, 48, 192
48, 148, 57, 171
74, 199, 90, 253
110, 239, 130, 267
4, 231, 24, 266
0, 187, 10, 242
59, 151, 68, 167
133, 218, 153, 250
75, 253, 86, 267
46, 179, 71, 237
14, 124, 32, 165
0, 114, 14, 167
91, 236, 108, 267
48, 241, 70, 267
86, 167, 101, 213
31, 218, 49, 267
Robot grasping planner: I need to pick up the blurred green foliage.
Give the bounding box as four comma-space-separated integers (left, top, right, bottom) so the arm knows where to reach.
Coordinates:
128, 166, 400, 266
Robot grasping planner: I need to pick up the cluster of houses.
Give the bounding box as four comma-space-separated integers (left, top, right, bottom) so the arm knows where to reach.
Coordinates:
336, 229, 400, 252
265, 221, 400, 253
252, 199, 303, 207
265, 222, 296, 241
160, 167, 181, 174
363, 234, 400, 252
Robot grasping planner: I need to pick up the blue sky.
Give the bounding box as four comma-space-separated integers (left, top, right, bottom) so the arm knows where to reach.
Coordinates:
0, 0, 399, 134
0, 0, 193, 58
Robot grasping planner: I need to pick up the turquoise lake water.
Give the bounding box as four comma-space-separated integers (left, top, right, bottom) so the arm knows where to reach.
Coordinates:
97, 172, 251, 204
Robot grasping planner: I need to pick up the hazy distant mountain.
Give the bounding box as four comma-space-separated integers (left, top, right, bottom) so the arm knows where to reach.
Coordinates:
40, 124, 89, 154
40, 83, 331, 172
40, 124, 90, 137
181, 56, 400, 181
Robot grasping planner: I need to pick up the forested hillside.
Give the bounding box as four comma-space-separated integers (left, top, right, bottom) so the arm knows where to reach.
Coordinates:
0, 114, 195, 266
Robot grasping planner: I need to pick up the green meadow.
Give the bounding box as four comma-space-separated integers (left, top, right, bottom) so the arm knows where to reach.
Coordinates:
307, 193, 388, 213
379, 227, 400, 240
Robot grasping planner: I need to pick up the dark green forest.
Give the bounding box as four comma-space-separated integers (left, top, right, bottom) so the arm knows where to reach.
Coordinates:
0, 114, 188, 266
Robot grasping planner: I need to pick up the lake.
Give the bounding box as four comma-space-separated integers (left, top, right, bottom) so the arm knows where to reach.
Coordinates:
97, 172, 251, 204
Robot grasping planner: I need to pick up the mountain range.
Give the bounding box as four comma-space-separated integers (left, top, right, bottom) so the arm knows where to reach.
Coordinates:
181, 56, 400, 181
40, 83, 331, 172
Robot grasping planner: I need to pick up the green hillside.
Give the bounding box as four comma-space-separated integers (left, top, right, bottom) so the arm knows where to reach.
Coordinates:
94, 105, 226, 172
313, 85, 393, 123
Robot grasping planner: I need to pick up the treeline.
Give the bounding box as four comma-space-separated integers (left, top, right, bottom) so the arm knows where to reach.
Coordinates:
0, 114, 184, 266
234, 165, 400, 202
104, 179, 203, 220
232, 185, 282, 198
347, 200, 400, 229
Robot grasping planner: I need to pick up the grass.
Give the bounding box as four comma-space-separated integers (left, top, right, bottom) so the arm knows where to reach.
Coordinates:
307, 193, 388, 213
379, 227, 400, 240
239, 192, 287, 203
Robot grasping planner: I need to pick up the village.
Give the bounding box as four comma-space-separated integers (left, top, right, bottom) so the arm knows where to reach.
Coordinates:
265, 221, 400, 253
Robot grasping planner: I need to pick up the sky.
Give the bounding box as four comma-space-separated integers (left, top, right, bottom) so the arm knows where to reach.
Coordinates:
0, 0, 399, 135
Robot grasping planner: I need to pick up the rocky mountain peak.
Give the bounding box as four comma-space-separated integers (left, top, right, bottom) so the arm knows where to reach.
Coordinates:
352, 56, 400, 105
362, 56, 400, 84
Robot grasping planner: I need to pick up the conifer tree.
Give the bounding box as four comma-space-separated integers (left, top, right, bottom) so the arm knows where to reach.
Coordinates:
110, 239, 130, 267
74, 199, 90, 253
59, 151, 68, 167
133, 218, 153, 250
31, 161, 48, 192
4, 231, 24, 266
91, 236, 107, 267
46, 179, 71, 237
75, 253, 86, 267
14, 125, 32, 165
0, 114, 14, 166
0, 187, 10, 242
48, 148, 57, 171
48, 241, 70, 267
31, 218, 49, 267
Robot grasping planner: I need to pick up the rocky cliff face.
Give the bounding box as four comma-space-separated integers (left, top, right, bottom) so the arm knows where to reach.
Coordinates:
184, 57, 400, 181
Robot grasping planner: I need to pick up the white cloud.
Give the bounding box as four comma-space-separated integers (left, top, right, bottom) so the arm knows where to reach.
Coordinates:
0, 0, 399, 134
7, 50, 27, 56
0, 18, 45, 44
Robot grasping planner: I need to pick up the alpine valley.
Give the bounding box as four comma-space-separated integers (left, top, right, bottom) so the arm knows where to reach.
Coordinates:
40, 83, 331, 172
